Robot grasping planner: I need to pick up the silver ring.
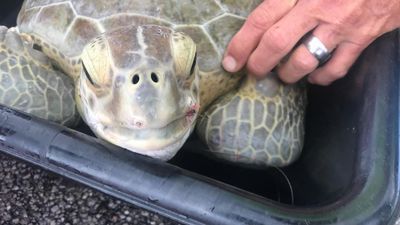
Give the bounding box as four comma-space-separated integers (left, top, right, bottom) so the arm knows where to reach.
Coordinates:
303, 34, 331, 65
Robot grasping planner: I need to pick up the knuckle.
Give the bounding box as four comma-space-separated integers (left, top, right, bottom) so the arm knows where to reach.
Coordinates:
247, 6, 275, 30
326, 5, 362, 28
228, 37, 248, 58
331, 70, 348, 79
247, 60, 267, 76
277, 65, 298, 84
354, 35, 374, 47
279, 74, 297, 84
342, 10, 362, 26
291, 55, 317, 72
333, 11, 377, 44
262, 28, 291, 53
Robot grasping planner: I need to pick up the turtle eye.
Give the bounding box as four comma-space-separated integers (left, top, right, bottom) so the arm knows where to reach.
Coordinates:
189, 52, 197, 76
81, 62, 95, 86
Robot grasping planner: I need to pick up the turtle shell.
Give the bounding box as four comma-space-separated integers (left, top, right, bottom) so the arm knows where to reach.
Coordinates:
18, 0, 262, 58
17, 0, 263, 106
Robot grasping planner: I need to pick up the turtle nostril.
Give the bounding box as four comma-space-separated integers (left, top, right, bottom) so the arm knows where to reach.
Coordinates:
151, 72, 159, 83
132, 74, 140, 84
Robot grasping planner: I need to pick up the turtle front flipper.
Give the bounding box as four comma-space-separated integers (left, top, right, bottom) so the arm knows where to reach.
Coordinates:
0, 26, 80, 126
197, 73, 307, 167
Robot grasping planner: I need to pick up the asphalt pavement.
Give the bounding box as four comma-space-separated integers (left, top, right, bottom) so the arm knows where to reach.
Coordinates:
0, 153, 180, 225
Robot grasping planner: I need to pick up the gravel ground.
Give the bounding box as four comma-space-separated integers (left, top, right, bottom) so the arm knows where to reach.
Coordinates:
0, 153, 181, 225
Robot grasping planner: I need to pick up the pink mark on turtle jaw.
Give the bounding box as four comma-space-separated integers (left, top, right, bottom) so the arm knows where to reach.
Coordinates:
186, 103, 200, 122
123, 103, 199, 130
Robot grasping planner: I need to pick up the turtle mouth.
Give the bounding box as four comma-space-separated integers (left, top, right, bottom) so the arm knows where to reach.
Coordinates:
91, 110, 198, 161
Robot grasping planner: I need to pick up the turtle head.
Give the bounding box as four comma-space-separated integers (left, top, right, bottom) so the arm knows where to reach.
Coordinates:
76, 25, 199, 160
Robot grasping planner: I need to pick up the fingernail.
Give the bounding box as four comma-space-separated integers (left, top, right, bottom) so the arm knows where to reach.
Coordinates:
222, 55, 237, 72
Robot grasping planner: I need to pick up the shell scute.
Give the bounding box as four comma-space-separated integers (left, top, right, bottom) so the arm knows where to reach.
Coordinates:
17, 7, 40, 32
175, 26, 220, 73
154, 0, 224, 24
69, 0, 224, 25
63, 17, 102, 56
205, 14, 245, 53
23, 0, 67, 9
33, 3, 75, 44
100, 15, 171, 32
218, 0, 263, 17
69, 0, 121, 19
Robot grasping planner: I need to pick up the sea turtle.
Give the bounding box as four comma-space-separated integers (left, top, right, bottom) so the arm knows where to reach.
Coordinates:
0, 0, 306, 167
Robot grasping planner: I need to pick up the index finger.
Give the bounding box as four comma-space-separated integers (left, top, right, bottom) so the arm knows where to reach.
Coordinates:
222, 0, 297, 73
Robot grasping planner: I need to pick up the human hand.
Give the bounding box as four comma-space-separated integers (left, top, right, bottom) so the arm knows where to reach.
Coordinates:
223, 0, 400, 85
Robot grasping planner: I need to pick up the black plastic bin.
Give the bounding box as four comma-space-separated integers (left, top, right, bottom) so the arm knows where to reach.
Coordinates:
1, 1, 400, 224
